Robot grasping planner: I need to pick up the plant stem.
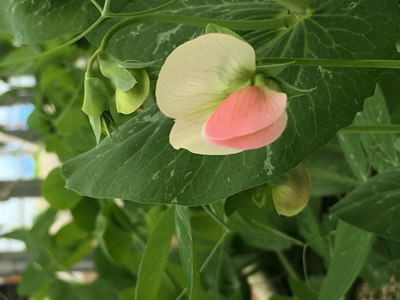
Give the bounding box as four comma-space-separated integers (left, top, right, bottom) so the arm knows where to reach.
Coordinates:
106, 0, 181, 18
200, 230, 230, 273
86, 49, 100, 77
99, 14, 290, 53
202, 205, 231, 232
340, 125, 400, 133
89, 0, 103, 14
272, 0, 310, 14
259, 58, 400, 69
276, 250, 300, 281
102, 0, 112, 16
175, 230, 231, 300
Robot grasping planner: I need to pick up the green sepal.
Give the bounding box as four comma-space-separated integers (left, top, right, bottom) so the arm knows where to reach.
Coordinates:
100, 59, 137, 92
102, 111, 121, 138
100, 114, 111, 138
251, 186, 267, 208
89, 111, 120, 144
89, 116, 102, 145
205, 23, 245, 41
116, 68, 150, 115
267, 77, 316, 98
82, 73, 109, 118
118, 60, 161, 69
256, 61, 294, 77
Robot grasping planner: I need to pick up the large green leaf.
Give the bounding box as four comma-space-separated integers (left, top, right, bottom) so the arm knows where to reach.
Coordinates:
87, 1, 284, 65
331, 168, 400, 241
64, 0, 400, 205
175, 206, 202, 300
135, 206, 175, 300
0, 0, 99, 43
353, 86, 400, 172
319, 221, 374, 300
41, 167, 82, 210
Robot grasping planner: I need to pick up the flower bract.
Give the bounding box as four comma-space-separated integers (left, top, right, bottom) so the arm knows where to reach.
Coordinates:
156, 33, 287, 155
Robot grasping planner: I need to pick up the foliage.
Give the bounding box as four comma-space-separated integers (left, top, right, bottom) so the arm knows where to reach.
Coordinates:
1, 0, 400, 299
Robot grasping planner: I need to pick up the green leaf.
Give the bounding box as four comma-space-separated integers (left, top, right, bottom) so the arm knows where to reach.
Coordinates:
82, 75, 109, 118
303, 139, 359, 197
337, 133, 369, 182
100, 59, 137, 92
331, 168, 400, 241
18, 262, 49, 296
175, 206, 202, 300
93, 247, 135, 291
116, 68, 150, 114
353, 85, 400, 172
53, 221, 89, 248
49, 279, 119, 300
288, 277, 318, 300
41, 167, 81, 210
319, 221, 374, 300
87, 1, 285, 65
70, 198, 100, 232
118, 287, 136, 300
270, 296, 294, 300
135, 206, 175, 300
295, 204, 330, 265
64, 0, 399, 206
96, 212, 132, 264
0, 1, 99, 43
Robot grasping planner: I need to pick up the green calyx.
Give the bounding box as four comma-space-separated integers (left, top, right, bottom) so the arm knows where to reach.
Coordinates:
82, 74, 109, 118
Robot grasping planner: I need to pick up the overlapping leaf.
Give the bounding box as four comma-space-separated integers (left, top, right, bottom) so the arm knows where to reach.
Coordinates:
63, 0, 400, 205
0, 0, 98, 43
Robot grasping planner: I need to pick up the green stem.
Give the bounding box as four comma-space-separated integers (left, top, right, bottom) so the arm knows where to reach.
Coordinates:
175, 230, 231, 300
276, 250, 300, 281
89, 0, 103, 14
272, 0, 309, 14
99, 14, 290, 53
200, 230, 230, 273
202, 205, 231, 232
86, 49, 100, 77
106, 0, 181, 18
0, 290, 9, 300
340, 125, 400, 133
259, 58, 400, 69
102, 0, 112, 16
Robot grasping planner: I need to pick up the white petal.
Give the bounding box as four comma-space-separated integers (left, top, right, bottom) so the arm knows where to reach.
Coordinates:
170, 119, 242, 155
156, 34, 256, 120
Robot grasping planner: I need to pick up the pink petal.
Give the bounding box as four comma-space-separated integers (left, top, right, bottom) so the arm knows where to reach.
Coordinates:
202, 86, 287, 141
205, 112, 288, 150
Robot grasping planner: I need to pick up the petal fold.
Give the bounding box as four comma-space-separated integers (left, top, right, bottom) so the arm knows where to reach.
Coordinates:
202, 85, 287, 148
204, 112, 288, 150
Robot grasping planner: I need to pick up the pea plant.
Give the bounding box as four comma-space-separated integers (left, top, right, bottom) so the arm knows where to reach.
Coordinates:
1, 0, 400, 299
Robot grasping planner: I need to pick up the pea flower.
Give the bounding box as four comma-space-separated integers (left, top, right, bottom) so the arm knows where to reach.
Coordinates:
156, 33, 288, 155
